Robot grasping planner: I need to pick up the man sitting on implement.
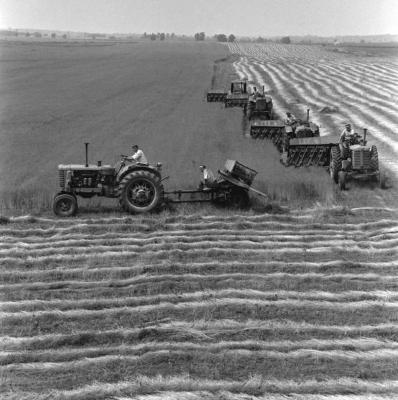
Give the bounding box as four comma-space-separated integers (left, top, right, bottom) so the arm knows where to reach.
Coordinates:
199, 165, 216, 189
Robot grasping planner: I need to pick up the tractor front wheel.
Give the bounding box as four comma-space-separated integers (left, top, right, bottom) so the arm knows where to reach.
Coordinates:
119, 170, 163, 214
338, 171, 347, 191
53, 193, 78, 217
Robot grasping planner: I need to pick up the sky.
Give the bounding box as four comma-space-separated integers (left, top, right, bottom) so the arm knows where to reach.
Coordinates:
0, 0, 397, 37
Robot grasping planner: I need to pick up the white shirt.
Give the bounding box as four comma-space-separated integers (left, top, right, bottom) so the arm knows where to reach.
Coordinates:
203, 168, 215, 183
286, 115, 296, 125
130, 149, 148, 164
340, 128, 353, 143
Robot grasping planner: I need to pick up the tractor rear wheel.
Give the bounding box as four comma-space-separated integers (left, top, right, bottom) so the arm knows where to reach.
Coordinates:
119, 170, 162, 214
229, 188, 250, 209
330, 146, 342, 183
370, 145, 379, 171
53, 193, 78, 217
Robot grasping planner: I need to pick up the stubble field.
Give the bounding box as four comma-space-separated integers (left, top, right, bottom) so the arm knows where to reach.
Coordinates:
1, 40, 397, 211
0, 40, 398, 399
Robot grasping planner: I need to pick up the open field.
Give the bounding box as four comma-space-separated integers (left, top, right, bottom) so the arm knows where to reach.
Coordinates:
1, 39, 398, 399
1, 207, 398, 399
0, 40, 397, 213
227, 42, 398, 178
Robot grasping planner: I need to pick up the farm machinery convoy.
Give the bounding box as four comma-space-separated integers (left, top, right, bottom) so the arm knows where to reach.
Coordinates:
53, 143, 267, 216
53, 78, 385, 216
207, 79, 384, 191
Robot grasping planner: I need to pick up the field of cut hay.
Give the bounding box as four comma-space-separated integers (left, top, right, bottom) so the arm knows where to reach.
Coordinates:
227, 42, 398, 177
1, 40, 398, 398
1, 40, 396, 213
1, 208, 398, 399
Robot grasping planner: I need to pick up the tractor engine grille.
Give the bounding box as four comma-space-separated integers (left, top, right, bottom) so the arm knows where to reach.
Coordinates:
352, 149, 371, 169
59, 170, 66, 189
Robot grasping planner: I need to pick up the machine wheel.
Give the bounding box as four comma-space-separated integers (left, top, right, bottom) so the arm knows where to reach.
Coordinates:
53, 193, 78, 217
330, 146, 342, 184
119, 170, 162, 214
379, 171, 387, 189
370, 145, 379, 171
338, 171, 347, 191
229, 188, 250, 209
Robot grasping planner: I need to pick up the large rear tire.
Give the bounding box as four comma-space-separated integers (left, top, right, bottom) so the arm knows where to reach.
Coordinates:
119, 170, 162, 214
370, 145, 379, 171
330, 146, 342, 184
53, 193, 78, 217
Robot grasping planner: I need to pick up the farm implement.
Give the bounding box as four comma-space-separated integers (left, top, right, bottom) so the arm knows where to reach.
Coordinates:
207, 80, 250, 108
250, 109, 320, 152
281, 128, 384, 189
53, 145, 267, 216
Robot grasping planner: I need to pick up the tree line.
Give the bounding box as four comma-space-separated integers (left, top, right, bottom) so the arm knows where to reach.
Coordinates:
194, 33, 236, 42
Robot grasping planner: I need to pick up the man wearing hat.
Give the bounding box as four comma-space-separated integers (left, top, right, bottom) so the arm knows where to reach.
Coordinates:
127, 145, 148, 164
339, 124, 354, 158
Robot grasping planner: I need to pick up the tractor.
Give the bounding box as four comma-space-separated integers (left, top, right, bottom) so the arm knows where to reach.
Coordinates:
53, 144, 268, 216
329, 129, 382, 190
251, 109, 319, 153
247, 96, 273, 121
207, 80, 250, 108
53, 143, 164, 217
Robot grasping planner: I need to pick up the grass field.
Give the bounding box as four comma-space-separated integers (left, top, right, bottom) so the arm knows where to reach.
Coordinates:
1, 207, 398, 399
1, 40, 396, 213
1, 39, 398, 399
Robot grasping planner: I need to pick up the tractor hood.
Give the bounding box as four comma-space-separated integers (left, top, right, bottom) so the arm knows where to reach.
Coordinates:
350, 144, 370, 151
58, 164, 114, 171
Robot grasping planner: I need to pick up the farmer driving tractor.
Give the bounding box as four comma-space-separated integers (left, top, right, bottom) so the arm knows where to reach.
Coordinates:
339, 124, 361, 159
126, 145, 148, 164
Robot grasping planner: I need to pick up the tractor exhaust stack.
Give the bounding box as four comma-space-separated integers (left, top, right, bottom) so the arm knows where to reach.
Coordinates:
307, 108, 310, 122
363, 128, 367, 145
85, 142, 89, 167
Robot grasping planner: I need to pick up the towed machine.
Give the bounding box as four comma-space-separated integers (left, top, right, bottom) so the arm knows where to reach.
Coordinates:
53, 144, 267, 216
250, 109, 320, 152
207, 80, 250, 108
281, 128, 383, 189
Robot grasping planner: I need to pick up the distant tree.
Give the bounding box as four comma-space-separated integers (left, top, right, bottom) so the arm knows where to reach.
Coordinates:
150, 33, 156, 41
194, 32, 205, 41
143, 32, 147, 38
160, 32, 165, 40
33, 32, 42, 38
51, 33, 56, 39
228, 34, 236, 42
280, 36, 291, 44
62, 34, 67, 39
25, 32, 30, 37
171, 33, 175, 39
215, 34, 228, 42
